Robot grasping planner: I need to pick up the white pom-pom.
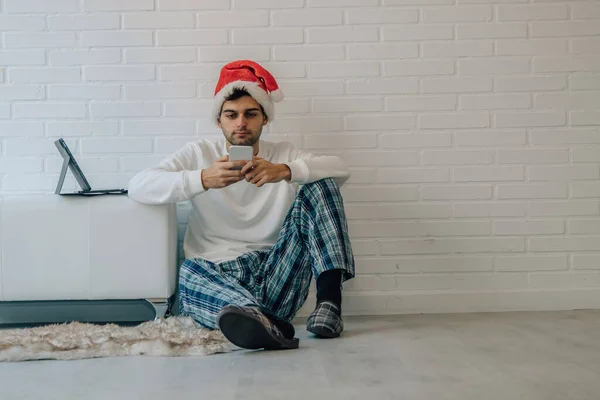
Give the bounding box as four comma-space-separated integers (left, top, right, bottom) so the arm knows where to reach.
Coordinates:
269, 88, 284, 102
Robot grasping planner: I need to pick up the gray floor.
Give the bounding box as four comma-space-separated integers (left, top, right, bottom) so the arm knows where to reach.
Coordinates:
1, 311, 600, 400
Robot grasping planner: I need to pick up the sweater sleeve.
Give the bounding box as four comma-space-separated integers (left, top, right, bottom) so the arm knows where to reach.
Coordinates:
127, 143, 206, 205
283, 145, 350, 187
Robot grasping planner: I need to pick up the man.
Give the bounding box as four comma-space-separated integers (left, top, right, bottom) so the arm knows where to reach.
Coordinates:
128, 60, 355, 351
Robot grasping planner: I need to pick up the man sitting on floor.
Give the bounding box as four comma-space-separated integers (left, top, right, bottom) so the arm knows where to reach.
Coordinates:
128, 60, 355, 350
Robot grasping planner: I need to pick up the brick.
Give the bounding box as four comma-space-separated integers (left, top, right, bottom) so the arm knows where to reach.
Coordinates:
2, 174, 66, 192
349, 44, 418, 60
347, 78, 418, 95
572, 183, 600, 198
308, 0, 378, 5
233, 0, 302, 8
0, 104, 8, 119
121, 156, 168, 173
380, 237, 524, 255
5, 0, 78, 13
351, 240, 378, 256
573, 255, 600, 270
0, 122, 44, 137
459, 58, 530, 76
422, 185, 492, 200
420, 113, 490, 129
50, 50, 121, 66
455, 130, 526, 146
5, 33, 77, 49
345, 115, 415, 131
0, 86, 45, 101
345, 169, 377, 185
531, 272, 600, 289
9, 68, 80, 84
48, 16, 120, 30
573, 148, 600, 162
47, 122, 119, 137
348, 8, 418, 24
572, 39, 600, 55
274, 9, 341, 26
123, 120, 195, 136
530, 236, 600, 252
0, 51, 44, 66
532, 129, 600, 145
124, 83, 195, 100
125, 48, 196, 64
453, 202, 526, 218
494, 220, 564, 235
454, 166, 524, 182
198, 11, 268, 28
573, 3, 600, 19
124, 13, 195, 29
342, 151, 418, 167
419, 221, 491, 236
160, 65, 221, 80
535, 92, 600, 109
529, 201, 599, 217
452, 274, 529, 290
84, 0, 154, 11
270, 98, 312, 115
274, 46, 344, 61
280, 81, 343, 96
423, 150, 493, 165
0, 16, 45, 31
423, 41, 493, 58
349, 222, 416, 238
458, 23, 527, 39
532, 22, 600, 37
498, 4, 568, 20
159, 30, 228, 46
572, 111, 600, 126
314, 98, 383, 113
378, 204, 453, 219
90, 103, 161, 118
385, 60, 454, 77
0, 157, 43, 173
232, 29, 302, 45
495, 255, 567, 272
308, 27, 378, 44
260, 63, 306, 78
422, 78, 492, 93
385, 0, 452, 4
461, 94, 531, 110
309, 62, 379, 78
496, 39, 568, 56
164, 100, 213, 117
84, 66, 155, 82
82, 139, 153, 155
341, 186, 419, 202
529, 166, 599, 181
379, 133, 452, 148
49, 85, 119, 100
495, 76, 566, 92
500, 149, 565, 167
155, 137, 201, 153
356, 256, 492, 274
378, 168, 450, 183
535, 57, 600, 73
387, 96, 456, 112
569, 219, 600, 234
498, 183, 568, 199
82, 32, 153, 47
383, 25, 453, 41
4, 139, 66, 156
424, 6, 492, 22
571, 75, 600, 90
271, 117, 343, 133
304, 133, 377, 150
13, 103, 85, 118
496, 112, 565, 128
159, 0, 229, 10
344, 275, 398, 291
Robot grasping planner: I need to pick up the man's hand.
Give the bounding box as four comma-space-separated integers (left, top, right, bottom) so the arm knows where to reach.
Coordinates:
240, 157, 291, 187
200, 155, 247, 190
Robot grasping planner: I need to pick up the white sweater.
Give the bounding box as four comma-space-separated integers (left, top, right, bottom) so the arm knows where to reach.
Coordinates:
128, 138, 350, 263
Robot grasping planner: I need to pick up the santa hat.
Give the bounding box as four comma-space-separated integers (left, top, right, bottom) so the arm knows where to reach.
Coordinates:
212, 60, 284, 124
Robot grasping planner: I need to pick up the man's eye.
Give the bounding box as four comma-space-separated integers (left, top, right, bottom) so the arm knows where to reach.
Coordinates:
225, 114, 236, 119
247, 113, 258, 118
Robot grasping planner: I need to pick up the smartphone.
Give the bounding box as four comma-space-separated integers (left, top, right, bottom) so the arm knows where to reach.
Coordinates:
228, 145, 253, 170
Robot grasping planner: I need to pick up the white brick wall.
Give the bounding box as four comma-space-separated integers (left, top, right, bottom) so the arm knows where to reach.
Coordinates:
2, 1, 600, 316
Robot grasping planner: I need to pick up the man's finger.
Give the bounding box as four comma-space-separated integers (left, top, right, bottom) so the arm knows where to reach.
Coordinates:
240, 160, 254, 175
216, 155, 229, 162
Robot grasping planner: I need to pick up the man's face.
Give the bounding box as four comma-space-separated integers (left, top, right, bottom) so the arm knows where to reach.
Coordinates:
218, 95, 268, 147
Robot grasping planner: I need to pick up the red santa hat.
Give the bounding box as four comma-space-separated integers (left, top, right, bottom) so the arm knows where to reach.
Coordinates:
213, 60, 284, 124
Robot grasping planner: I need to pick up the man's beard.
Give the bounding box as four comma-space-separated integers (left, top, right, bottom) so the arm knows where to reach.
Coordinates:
226, 130, 261, 146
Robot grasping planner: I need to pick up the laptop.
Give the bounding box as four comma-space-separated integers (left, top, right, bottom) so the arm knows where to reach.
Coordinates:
54, 138, 128, 196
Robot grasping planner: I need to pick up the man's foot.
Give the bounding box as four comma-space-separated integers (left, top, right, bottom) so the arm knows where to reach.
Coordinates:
217, 305, 299, 350
306, 301, 343, 338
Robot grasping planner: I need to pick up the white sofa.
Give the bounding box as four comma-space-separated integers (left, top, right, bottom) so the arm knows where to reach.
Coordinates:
0, 194, 178, 325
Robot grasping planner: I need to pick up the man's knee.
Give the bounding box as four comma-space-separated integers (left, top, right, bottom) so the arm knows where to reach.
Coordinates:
299, 178, 341, 198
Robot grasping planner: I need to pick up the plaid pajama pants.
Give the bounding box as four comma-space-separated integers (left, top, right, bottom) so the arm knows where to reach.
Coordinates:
178, 178, 355, 330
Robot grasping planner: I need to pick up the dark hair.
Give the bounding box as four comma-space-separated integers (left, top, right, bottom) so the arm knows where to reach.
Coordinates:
220, 87, 267, 118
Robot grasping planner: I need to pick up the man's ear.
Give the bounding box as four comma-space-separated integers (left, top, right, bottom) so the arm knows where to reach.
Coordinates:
262, 115, 268, 126
217, 117, 222, 128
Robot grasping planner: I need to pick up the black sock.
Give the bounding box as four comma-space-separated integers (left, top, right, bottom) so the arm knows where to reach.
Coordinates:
316, 269, 342, 313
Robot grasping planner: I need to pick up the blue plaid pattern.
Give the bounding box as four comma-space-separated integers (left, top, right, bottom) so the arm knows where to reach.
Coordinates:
178, 178, 355, 330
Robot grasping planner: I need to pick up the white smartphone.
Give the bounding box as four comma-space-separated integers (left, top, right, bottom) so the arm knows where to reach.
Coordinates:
228, 145, 253, 170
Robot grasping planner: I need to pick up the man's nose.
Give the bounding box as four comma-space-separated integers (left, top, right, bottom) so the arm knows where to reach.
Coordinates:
236, 115, 247, 127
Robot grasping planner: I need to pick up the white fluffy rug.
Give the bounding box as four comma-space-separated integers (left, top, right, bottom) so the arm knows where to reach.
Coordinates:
0, 317, 234, 362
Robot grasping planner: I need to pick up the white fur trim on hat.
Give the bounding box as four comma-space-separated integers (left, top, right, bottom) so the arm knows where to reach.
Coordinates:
212, 80, 275, 124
